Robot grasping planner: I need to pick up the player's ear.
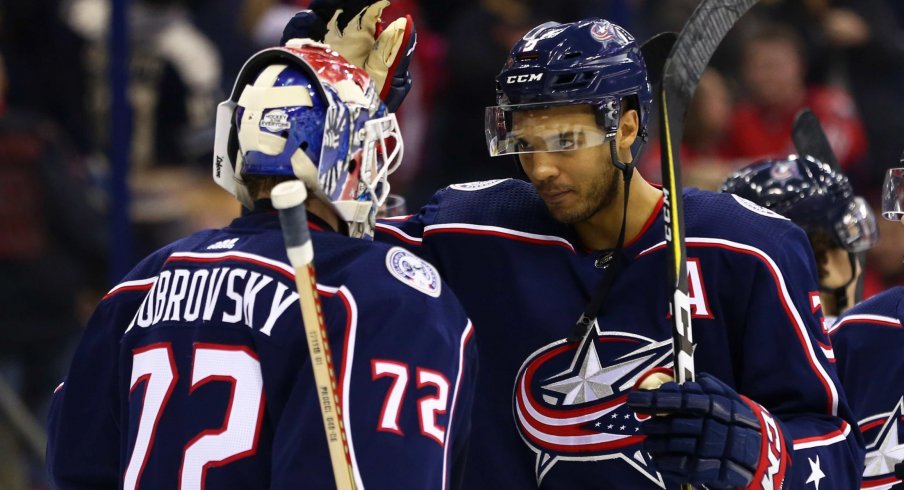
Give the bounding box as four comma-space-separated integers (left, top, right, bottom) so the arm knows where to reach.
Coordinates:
616, 109, 639, 150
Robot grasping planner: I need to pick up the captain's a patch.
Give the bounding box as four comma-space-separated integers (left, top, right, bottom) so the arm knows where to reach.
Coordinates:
386, 247, 441, 298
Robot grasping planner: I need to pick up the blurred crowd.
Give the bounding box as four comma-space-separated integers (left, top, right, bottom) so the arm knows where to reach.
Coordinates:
1, 0, 904, 487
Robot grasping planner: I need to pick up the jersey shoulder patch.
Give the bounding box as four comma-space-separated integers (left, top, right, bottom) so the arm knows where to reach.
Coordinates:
730, 194, 789, 221
385, 247, 442, 298
448, 179, 510, 192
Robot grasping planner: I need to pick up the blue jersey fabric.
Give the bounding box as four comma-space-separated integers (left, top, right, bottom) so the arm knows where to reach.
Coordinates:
831, 287, 904, 489
376, 178, 864, 489
46, 203, 476, 489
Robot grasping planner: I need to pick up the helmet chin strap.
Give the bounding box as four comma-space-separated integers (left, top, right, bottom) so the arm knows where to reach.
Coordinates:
568, 138, 637, 342
819, 252, 859, 314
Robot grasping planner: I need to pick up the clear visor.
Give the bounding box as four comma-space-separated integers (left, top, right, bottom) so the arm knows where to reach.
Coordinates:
485, 104, 613, 157
361, 113, 403, 209
836, 196, 879, 253
882, 167, 904, 221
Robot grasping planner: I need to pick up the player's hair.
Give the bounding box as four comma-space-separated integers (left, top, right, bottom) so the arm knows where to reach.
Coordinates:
806, 229, 835, 282
243, 174, 294, 200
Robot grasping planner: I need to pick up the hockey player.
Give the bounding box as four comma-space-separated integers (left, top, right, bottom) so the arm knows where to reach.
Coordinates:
283, 4, 864, 489
821, 168, 904, 489
45, 42, 476, 489
720, 154, 879, 324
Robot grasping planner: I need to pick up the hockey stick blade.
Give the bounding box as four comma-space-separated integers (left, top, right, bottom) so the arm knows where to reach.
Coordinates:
792, 108, 840, 171
660, 0, 759, 386
641, 32, 677, 86
272, 180, 358, 490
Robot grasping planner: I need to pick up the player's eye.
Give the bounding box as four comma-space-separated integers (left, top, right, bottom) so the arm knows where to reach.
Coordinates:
555, 132, 577, 151
514, 138, 533, 153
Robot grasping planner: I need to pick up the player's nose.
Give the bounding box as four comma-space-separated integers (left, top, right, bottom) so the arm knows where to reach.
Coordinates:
527, 151, 560, 182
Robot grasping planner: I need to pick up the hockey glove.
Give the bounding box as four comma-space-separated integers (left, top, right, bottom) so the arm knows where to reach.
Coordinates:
627, 373, 789, 490
281, 0, 416, 112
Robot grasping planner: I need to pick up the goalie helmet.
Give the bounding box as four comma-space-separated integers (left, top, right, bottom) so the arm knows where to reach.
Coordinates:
213, 40, 403, 239
486, 18, 652, 158
720, 154, 878, 253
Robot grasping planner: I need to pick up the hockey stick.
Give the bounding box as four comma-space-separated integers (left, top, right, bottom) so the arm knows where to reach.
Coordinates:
661, 0, 759, 386
271, 180, 357, 490
792, 108, 840, 171
659, 3, 759, 488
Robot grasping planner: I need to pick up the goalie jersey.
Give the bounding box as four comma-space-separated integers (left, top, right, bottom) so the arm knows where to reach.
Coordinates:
46, 203, 476, 489
376, 178, 863, 489
830, 287, 904, 489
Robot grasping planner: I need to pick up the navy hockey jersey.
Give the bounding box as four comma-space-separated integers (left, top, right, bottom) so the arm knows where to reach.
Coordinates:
46, 204, 477, 489
376, 178, 863, 489
830, 287, 904, 489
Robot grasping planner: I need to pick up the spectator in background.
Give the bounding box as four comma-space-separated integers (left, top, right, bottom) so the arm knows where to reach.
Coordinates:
638, 68, 735, 190
720, 24, 868, 174
63, 0, 222, 168
0, 49, 107, 489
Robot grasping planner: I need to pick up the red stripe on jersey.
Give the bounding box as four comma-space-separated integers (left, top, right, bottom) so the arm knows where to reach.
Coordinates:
423, 226, 575, 252
625, 194, 664, 248
792, 421, 849, 446
104, 279, 156, 300
165, 253, 294, 280
636, 239, 839, 415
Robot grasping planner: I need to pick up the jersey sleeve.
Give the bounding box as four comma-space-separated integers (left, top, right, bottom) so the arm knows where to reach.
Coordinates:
738, 225, 864, 488
374, 188, 444, 263
270, 249, 477, 490
46, 279, 154, 488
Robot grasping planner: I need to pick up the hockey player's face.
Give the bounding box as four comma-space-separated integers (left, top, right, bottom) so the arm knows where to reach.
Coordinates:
514, 105, 618, 224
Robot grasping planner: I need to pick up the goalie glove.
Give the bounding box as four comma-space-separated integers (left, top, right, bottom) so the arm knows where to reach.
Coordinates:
627, 373, 789, 489
281, 0, 416, 112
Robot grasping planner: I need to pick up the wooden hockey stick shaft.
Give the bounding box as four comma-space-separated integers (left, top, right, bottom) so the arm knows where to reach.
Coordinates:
272, 180, 357, 490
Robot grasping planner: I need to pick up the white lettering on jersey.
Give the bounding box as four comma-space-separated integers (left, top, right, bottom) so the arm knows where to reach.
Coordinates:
206, 238, 239, 250
731, 194, 789, 220
386, 247, 441, 298
760, 409, 784, 490
125, 266, 298, 336
449, 179, 509, 192
687, 259, 713, 319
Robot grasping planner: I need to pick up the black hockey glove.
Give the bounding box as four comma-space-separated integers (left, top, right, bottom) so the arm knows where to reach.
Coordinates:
627, 373, 789, 490
281, 0, 416, 112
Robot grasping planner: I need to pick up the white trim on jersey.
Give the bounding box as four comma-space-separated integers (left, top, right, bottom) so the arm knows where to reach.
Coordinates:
828, 314, 902, 335
442, 321, 474, 490
637, 237, 841, 417
168, 250, 295, 276
375, 222, 423, 244
319, 284, 366, 490
793, 421, 852, 450
423, 223, 576, 252
105, 277, 157, 297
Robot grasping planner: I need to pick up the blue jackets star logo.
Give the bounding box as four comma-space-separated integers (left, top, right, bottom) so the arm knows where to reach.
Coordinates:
513, 323, 672, 486
862, 397, 904, 486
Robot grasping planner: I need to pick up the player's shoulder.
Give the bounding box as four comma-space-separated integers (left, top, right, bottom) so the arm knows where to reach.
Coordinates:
336, 240, 446, 300
429, 178, 568, 234
830, 286, 904, 337
104, 228, 222, 298
684, 187, 808, 252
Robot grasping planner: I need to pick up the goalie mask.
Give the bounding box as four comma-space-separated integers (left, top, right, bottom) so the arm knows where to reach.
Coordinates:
213, 40, 403, 239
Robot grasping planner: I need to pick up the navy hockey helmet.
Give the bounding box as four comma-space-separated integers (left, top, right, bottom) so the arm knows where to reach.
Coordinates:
485, 18, 652, 158
212, 40, 403, 238
720, 154, 878, 253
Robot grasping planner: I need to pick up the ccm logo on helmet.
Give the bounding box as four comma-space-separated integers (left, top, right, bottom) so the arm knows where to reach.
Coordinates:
506, 73, 543, 84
